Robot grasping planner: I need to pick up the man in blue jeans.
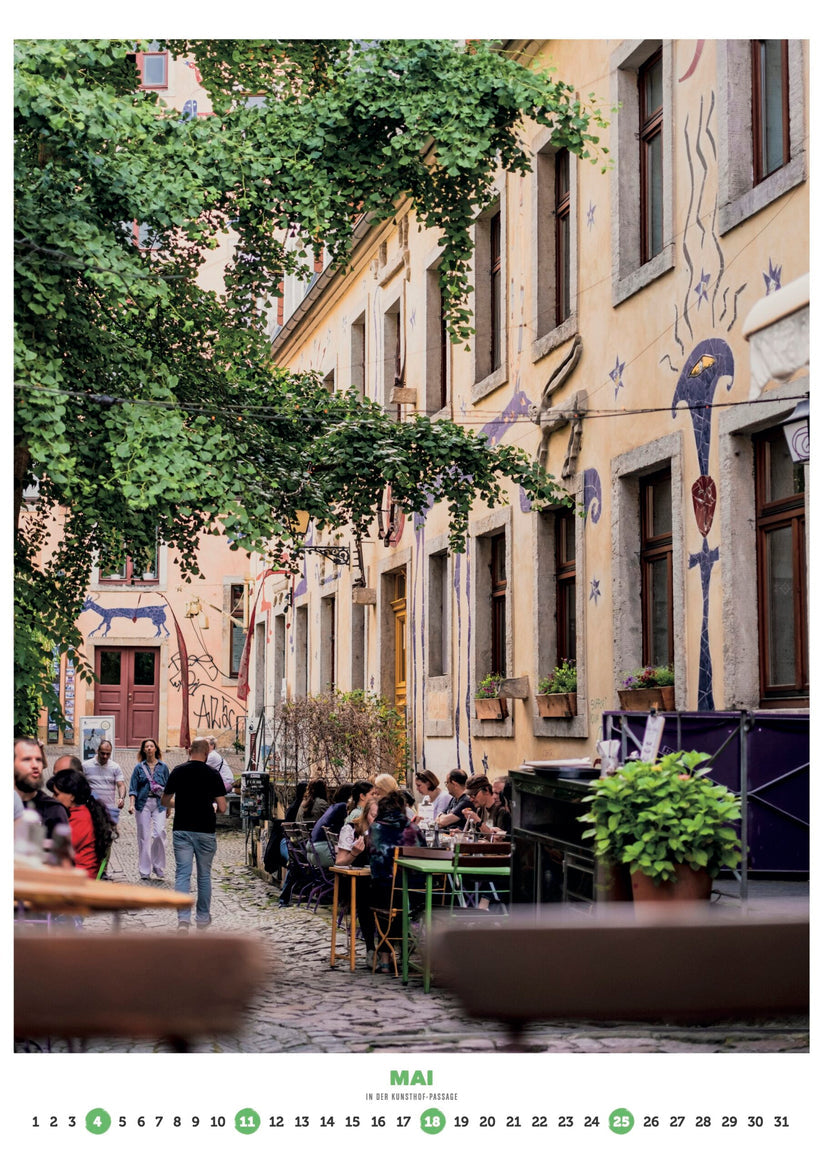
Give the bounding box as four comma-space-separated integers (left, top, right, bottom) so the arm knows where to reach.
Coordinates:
161, 738, 227, 931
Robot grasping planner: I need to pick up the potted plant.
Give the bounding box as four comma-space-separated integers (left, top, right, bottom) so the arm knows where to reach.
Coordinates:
474, 673, 508, 720
537, 659, 577, 718
579, 749, 742, 904
618, 664, 675, 711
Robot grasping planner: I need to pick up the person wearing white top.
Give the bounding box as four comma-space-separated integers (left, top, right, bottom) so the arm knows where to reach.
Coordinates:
82, 740, 125, 824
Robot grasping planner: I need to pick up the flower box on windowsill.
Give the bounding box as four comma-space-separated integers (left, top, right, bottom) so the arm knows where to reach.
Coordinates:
475, 697, 508, 721
617, 686, 675, 712
537, 692, 577, 718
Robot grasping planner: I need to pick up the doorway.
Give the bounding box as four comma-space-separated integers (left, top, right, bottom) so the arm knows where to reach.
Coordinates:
94, 646, 160, 748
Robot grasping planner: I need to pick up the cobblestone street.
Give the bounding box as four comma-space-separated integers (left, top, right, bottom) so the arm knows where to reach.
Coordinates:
20, 807, 808, 1056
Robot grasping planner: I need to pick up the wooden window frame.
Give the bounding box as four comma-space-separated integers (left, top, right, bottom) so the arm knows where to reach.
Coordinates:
555, 510, 576, 665
639, 49, 664, 265
754, 429, 808, 704
489, 210, 502, 373
752, 39, 790, 185
490, 531, 507, 676
99, 544, 159, 586
554, 149, 571, 326
639, 469, 673, 667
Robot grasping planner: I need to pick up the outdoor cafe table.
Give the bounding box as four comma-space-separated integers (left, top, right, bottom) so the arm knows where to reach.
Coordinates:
396, 855, 511, 993
14, 864, 193, 930
329, 865, 372, 971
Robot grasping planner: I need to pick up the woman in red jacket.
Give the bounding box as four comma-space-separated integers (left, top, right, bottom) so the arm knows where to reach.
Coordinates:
46, 771, 114, 878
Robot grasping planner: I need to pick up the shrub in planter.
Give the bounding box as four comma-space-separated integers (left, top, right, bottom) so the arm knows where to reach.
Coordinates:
474, 673, 507, 720
618, 665, 675, 710
537, 660, 577, 717
578, 749, 742, 888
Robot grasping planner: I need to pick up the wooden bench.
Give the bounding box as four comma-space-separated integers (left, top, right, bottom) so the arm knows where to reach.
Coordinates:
15, 932, 267, 1050
429, 903, 809, 1040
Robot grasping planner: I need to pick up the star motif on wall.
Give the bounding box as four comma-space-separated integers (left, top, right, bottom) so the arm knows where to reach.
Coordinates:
589, 577, 601, 604
586, 201, 596, 230
763, 258, 783, 295
695, 269, 710, 307
609, 356, 625, 399
409, 308, 417, 329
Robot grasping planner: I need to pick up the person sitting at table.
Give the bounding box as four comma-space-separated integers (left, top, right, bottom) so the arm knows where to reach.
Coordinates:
296, 778, 329, 825
368, 791, 426, 972
335, 794, 378, 866
414, 769, 451, 821
308, 783, 353, 867
373, 773, 399, 798
433, 769, 472, 831
341, 779, 376, 830
46, 770, 115, 879
463, 774, 508, 838
489, 779, 513, 836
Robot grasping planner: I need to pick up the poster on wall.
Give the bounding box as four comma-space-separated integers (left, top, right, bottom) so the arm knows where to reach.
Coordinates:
79, 716, 115, 760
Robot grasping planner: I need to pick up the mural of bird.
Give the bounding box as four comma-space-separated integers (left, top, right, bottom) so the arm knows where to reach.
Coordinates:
671, 338, 734, 476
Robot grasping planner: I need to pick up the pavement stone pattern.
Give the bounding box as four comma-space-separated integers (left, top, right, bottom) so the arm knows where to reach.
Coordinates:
21, 806, 809, 1055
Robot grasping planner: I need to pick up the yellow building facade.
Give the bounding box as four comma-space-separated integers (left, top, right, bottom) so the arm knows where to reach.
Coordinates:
245, 39, 809, 782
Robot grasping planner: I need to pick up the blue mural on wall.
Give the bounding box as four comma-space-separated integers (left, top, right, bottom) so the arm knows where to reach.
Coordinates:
671, 338, 734, 478
582, 467, 602, 524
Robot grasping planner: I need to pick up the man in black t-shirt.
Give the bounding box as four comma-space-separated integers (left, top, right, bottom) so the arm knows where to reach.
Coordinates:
434, 769, 472, 831
161, 738, 227, 930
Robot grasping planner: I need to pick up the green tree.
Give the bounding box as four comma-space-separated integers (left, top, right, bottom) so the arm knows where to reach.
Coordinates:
14, 38, 608, 733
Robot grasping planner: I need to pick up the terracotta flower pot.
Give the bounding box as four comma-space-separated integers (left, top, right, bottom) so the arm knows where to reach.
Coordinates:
536, 692, 577, 718
630, 863, 712, 906
475, 697, 508, 721
618, 685, 675, 712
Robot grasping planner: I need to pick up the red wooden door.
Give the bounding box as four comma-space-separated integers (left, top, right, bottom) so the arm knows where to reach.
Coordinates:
95, 647, 160, 747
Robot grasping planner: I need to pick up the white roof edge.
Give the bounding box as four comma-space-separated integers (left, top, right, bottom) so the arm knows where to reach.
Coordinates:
742, 272, 810, 340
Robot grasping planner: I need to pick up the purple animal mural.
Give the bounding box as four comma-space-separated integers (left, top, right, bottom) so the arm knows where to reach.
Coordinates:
82, 595, 170, 638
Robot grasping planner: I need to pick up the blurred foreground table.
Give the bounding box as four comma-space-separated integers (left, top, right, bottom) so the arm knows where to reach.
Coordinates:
15, 932, 266, 1050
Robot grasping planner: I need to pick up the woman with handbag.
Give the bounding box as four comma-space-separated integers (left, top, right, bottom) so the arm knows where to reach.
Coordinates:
127, 738, 170, 881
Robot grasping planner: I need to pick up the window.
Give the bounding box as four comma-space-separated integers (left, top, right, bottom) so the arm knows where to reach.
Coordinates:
555, 511, 576, 665
295, 605, 308, 697
755, 428, 807, 703
427, 552, 449, 677
383, 300, 401, 418
717, 40, 806, 234
137, 45, 168, 89
320, 596, 336, 690
229, 584, 246, 679
489, 211, 502, 374
350, 601, 365, 691
640, 470, 673, 667
350, 312, 366, 400
639, 51, 664, 264
273, 612, 286, 704
752, 40, 790, 184
100, 543, 158, 585
472, 196, 507, 393
426, 266, 450, 414
554, 150, 571, 324
610, 40, 674, 305
490, 532, 507, 676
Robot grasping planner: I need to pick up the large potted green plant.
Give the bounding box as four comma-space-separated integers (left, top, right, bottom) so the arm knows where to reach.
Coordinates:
537, 659, 577, 718
579, 750, 742, 903
618, 665, 675, 711
474, 673, 508, 720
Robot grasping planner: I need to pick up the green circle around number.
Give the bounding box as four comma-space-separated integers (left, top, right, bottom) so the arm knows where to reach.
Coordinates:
420, 1107, 446, 1135
234, 1108, 260, 1135
608, 1107, 635, 1135
85, 1108, 111, 1135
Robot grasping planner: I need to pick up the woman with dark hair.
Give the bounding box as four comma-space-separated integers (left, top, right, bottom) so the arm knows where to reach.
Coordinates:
296, 778, 329, 825
127, 738, 170, 881
414, 769, 451, 819
368, 791, 426, 972
284, 781, 309, 824
46, 771, 114, 879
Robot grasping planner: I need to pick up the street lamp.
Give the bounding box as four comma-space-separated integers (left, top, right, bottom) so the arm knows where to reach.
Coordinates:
291, 510, 350, 566
782, 397, 809, 464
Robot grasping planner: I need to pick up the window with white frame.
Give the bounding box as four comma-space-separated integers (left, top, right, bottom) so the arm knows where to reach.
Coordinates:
716, 40, 806, 235
294, 604, 309, 697
137, 44, 168, 89
382, 297, 402, 418
350, 312, 366, 400
471, 509, 514, 736
610, 40, 674, 306
427, 551, 450, 678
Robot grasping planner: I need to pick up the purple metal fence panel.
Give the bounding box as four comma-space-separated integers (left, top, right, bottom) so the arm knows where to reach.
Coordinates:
603, 711, 809, 875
